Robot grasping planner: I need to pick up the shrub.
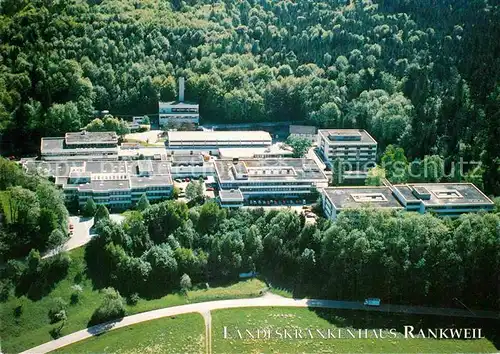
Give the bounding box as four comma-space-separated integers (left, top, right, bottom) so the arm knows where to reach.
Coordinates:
127, 292, 140, 306
180, 273, 192, 295
70, 284, 83, 305
48, 297, 67, 323
89, 287, 126, 326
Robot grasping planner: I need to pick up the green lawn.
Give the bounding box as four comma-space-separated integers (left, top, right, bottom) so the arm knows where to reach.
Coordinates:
52, 313, 205, 354
211, 307, 498, 354
0, 246, 265, 353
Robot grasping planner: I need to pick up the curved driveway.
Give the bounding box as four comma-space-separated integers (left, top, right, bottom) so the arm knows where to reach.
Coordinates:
22, 293, 499, 354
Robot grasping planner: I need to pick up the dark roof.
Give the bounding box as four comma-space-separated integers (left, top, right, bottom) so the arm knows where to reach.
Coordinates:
289, 125, 317, 135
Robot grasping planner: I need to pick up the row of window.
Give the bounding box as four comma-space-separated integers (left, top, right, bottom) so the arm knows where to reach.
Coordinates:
159, 108, 199, 113
220, 182, 314, 188
240, 187, 312, 192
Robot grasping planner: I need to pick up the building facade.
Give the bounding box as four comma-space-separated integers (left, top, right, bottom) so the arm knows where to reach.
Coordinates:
317, 129, 377, 180
392, 183, 494, 217
167, 131, 273, 153
41, 131, 119, 161
23, 160, 173, 210
214, 158, 328, 206
159, 102, 200, 126
159, 77, 200, 126
322, 186, 404, 220
322, 182, 494, 220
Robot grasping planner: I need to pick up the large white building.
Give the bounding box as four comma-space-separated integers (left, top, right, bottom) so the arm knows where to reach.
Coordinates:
23, 160, 173, 210
41, 131, 119, 161
214, 158, 328, 207
317, 129, 377, 182
322, 182, 494, 220
167, 130, 272, 154
159, 77, 200, 126
392, 183, 495, 217
322, 186, 404, 220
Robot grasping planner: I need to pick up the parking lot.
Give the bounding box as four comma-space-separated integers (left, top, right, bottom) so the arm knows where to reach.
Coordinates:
43, 213, 126, 258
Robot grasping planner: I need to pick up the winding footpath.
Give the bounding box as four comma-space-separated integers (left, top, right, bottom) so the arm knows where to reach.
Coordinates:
22, 293, 499, 354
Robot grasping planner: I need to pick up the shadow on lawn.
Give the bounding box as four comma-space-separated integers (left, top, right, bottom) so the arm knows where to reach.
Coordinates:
308, 307, 500, 350
15, 253, 70, 300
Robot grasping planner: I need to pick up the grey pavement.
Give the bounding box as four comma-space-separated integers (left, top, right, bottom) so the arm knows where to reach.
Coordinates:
22, 293, 499, 354
42, 214, 124, 259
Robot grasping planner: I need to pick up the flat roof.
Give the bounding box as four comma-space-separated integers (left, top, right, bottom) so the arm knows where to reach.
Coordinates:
318, 129, 377, 144
137, 160, 154, 173
168, 131, 272, 144
323, 186, 403, 210
219, 189, 244, 202
23, 160, 173, 189
159, 101, 199, 108
75, 179, 131, 192
171, 154, 205, 164
393, 183, 494, 206
65, 131, 118, 144
215, 158, 327, 182
218, 145, 294, 159
130, 174, 173, 188
41, 138, 64, 152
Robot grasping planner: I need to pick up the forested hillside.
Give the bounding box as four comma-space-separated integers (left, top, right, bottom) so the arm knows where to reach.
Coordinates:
0, 0, 498, 193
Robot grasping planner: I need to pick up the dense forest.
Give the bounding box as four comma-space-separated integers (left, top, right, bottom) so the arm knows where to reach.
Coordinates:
0, 158, 69, 261
55, 198, 500, 311
0, 0, 499, 193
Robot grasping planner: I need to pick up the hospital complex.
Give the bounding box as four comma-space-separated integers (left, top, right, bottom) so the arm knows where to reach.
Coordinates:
26, 125, 494, 219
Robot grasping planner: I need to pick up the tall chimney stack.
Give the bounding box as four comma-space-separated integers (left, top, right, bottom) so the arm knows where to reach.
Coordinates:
178, 77, 185, 102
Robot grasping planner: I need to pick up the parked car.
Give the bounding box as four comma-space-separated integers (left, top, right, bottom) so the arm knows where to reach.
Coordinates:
69, 224, 74, 230
175, 178, 182, 183
206, 187, 214, 191
364, 298, 381, 307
